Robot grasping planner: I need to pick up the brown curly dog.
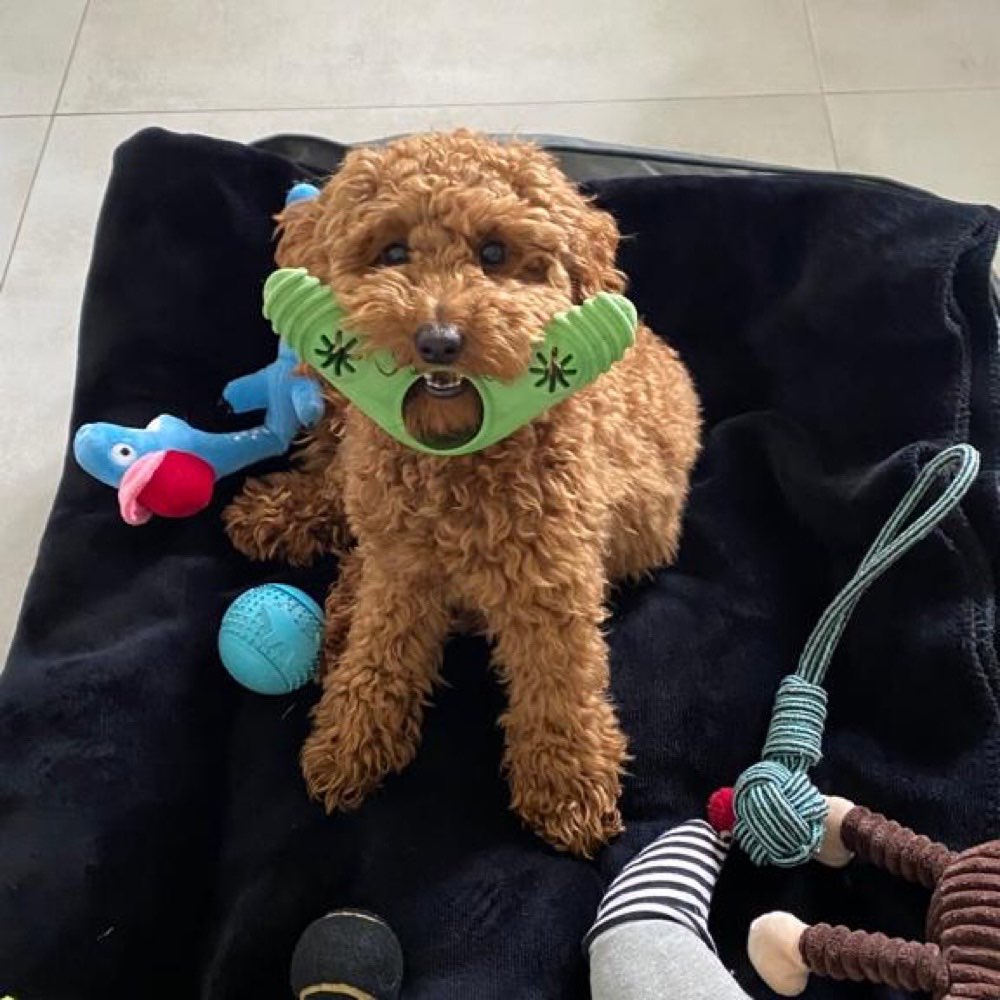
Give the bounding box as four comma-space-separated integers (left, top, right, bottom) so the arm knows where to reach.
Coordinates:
224, 130, 700, 856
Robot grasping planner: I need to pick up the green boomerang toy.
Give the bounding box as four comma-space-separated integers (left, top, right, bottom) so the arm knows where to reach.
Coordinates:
263, 267, 637, 456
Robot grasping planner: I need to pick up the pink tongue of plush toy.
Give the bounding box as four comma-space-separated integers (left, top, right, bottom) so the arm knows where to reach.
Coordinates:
118, 450, 216, 525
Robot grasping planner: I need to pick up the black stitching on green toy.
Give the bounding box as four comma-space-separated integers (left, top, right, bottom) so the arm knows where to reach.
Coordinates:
315, 331, 359, 377
530, 347, 578, 393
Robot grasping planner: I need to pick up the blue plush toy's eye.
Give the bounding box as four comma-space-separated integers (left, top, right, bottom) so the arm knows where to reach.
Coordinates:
110, 443, 137, 466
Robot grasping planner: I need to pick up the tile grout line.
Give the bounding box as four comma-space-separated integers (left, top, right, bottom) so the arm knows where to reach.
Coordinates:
0, 0, 91, 293
46, 91, 830, 118
50, 0, 93, 116
0, 85, 992, 124
822, 83, 1000, 96
0, 116, 52, 293
800, 0, 840, 170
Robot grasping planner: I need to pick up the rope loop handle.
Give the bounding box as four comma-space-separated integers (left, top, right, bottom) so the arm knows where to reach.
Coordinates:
798, 444, 981, 686
734, 444, 980, 867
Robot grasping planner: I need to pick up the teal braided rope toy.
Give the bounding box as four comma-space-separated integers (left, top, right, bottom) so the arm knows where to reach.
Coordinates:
730, 444, 981, 867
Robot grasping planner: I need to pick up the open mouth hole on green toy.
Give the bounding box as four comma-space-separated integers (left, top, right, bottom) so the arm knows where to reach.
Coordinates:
403, 373, 484, 451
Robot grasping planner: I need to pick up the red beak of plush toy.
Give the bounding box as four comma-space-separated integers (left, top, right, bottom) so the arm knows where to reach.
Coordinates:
118, 450, 216, 525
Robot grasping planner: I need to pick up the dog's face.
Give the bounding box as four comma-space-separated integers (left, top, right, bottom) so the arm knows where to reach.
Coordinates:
276, 131, 624, 448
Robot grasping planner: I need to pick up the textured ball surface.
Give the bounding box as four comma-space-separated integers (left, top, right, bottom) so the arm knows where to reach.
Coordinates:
290, 910, 404, 1000
218, 584, 323, 694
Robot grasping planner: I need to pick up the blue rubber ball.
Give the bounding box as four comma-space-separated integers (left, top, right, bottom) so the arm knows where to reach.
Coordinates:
218, 584, 323, 694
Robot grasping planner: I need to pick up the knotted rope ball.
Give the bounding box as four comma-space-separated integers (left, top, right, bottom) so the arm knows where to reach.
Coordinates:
735, 763, 828, 868
733, 675, 830, 867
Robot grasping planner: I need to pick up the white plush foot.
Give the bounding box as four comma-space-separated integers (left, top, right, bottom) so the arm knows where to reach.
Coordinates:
815, 795, 856, 868
747, 912, 810, 996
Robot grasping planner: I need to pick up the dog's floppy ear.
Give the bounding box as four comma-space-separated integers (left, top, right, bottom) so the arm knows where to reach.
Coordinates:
564, 200, 626, 302
274, 193, 328, 273
507, 140, 626, 302
273, 147, 385, 275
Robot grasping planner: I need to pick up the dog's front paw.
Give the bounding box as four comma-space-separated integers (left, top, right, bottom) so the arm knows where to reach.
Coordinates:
300, 725, 386, 812
510, 751, 624, 857
301, 704, 418, 813
223, 477, 330, 566
223, 482, 290, 562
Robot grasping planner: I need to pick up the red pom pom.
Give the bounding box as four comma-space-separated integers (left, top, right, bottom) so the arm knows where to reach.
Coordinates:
707, 787, 735, 833
137, 450, 215, 518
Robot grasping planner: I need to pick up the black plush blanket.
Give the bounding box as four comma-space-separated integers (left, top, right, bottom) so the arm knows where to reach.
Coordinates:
1, 129, 998, 1000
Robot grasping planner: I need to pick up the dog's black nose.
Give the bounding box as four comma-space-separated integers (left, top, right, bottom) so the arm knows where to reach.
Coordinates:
415, 323, 464, 365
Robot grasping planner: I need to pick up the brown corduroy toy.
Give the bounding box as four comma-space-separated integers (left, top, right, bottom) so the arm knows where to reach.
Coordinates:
748, 801, 1000, 998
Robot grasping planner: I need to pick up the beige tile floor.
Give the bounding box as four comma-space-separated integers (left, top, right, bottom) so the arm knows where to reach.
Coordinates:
0, 0, 998, 656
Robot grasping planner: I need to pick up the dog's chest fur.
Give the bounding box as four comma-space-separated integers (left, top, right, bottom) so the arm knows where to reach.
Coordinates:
339, 411, 604, 584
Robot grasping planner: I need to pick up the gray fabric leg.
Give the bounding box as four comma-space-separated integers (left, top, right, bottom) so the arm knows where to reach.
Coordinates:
588, 920, 751, 1000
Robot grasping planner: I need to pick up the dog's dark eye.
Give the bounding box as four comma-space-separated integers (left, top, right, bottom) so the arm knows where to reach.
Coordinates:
378, 242, 409, 267
478, 240, 507, 270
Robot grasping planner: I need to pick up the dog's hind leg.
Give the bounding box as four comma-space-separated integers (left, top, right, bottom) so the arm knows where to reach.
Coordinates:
603, 468, 688, 583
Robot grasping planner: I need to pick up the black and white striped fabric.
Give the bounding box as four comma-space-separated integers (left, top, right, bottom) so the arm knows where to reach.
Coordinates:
584, 819, 730, 953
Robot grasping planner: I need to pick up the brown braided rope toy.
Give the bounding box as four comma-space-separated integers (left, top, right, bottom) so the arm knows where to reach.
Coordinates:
748, 799, 1000, 998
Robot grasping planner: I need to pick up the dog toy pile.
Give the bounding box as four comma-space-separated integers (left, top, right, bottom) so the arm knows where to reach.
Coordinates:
586, 443, 986, 999
263, 267, 638, 456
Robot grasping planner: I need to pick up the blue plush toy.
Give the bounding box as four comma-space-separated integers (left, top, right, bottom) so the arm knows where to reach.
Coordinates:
73, 181, 325, 525
73, 342, 325, 524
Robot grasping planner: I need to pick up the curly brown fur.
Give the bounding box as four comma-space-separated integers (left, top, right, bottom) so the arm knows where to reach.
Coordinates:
225, 130, 701, 856
223, 389, 352, 564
